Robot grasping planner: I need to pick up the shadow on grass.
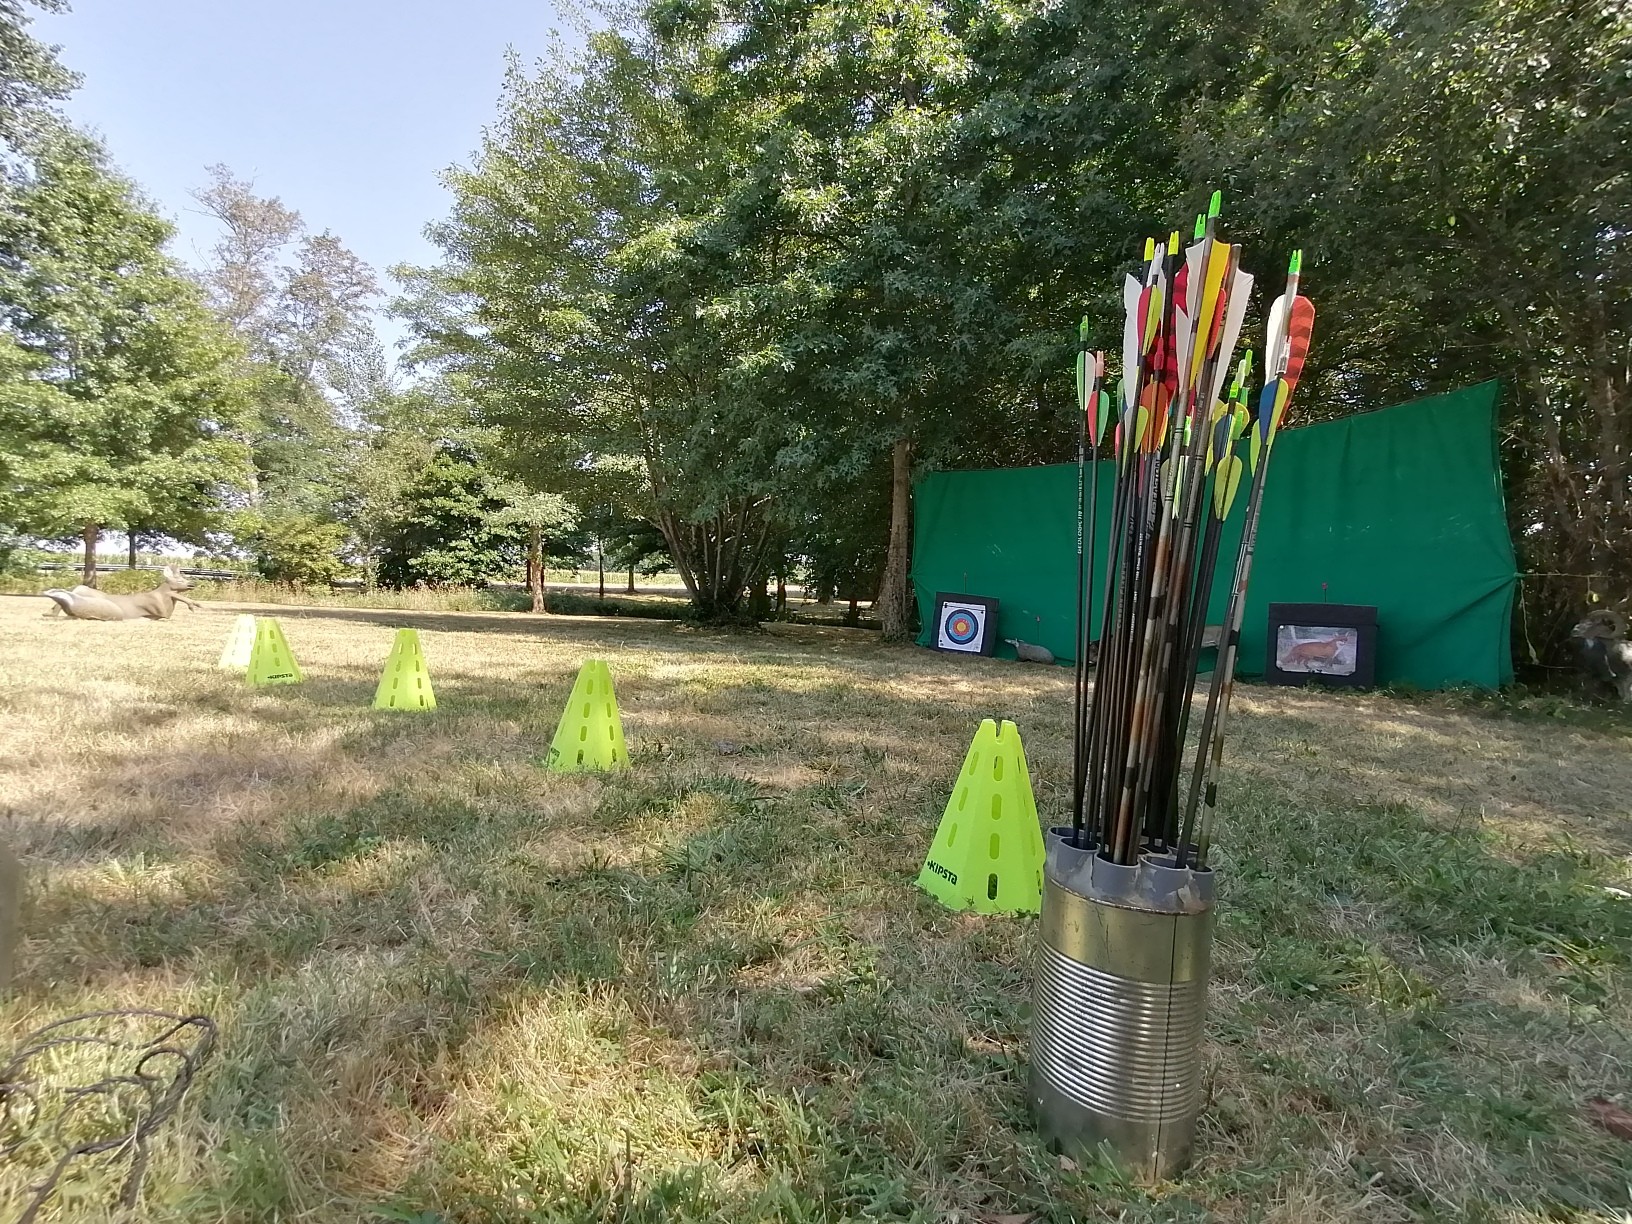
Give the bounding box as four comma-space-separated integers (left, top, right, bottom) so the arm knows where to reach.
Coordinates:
9, 736, 1632, 1222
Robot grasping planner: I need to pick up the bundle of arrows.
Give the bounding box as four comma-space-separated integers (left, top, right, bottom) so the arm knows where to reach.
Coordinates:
1069, 193, 1315, 871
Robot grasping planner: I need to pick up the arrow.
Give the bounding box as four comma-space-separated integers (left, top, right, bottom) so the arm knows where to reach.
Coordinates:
1177, 254, 1317, 868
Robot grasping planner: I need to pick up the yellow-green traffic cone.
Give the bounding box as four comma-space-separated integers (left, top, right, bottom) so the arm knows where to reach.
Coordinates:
917, 719, 1045, 914
545, 659, 629, 772
246, 617, 302, 687
218, 614, 256, 671
373, 628, 436, 711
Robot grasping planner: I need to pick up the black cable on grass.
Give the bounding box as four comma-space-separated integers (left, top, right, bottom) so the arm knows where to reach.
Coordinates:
0, 1009, 217, 1223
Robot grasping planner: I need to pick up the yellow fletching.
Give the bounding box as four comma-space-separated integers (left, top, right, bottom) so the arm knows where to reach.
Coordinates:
1213, 454, 1243, 519
1270, 379, 1292, 437
1189, 242, 1232, 387
1248, 427, 1263, 475
1141, 286, 1163, 353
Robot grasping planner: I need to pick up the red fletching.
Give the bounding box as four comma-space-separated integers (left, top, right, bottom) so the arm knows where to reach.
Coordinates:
1283, 296, 1315, 391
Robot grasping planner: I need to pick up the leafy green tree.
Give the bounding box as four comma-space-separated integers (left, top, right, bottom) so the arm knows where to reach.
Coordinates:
0, 0, 76, 149
192, 165, 382, 522
403, 36, 802, 621
0, 130, 251, 582
238, 511, 349, 587
490, 487, 577, 611
1202, 0, 1630, 656
375, 444, 523, 588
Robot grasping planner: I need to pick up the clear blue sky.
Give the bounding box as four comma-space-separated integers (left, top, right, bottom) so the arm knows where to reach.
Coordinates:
38, 0, 575, 352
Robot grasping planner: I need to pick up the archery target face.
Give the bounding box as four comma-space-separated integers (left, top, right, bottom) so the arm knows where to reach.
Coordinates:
936, 599, 993, 653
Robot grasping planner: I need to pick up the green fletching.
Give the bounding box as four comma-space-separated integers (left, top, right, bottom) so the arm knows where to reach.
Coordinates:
1096, 389, 1112, 445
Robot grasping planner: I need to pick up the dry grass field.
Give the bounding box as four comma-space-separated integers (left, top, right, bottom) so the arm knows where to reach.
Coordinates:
1, 593, 1630, 1223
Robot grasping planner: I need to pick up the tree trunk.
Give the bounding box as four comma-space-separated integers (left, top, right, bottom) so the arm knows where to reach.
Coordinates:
597, 543, 605, 600
626, 563, 636, 595
878, 436, 914, 642
527, 524, 546, 614
81, 524, 100, 586
127, 531, 138, 568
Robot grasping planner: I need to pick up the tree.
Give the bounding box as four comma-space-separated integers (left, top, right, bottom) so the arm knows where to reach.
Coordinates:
238, 511, 349, 587
374, 443, 523, 589
1199, 0, 1631, 659
404, 36, 806, 622
490, 487, 577, 611
0, 0, 76, 150
191, 165, 382, 522
0, 129, 251, 581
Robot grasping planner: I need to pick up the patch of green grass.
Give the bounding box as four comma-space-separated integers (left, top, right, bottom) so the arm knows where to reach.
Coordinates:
2, 603, 1630, 1222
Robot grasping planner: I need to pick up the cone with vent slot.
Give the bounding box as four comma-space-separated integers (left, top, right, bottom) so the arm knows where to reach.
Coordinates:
246, 617, 302, 687
544, 659, 629, 772
218, 614, 256, 671
916, 718, 1044, 914
373, 628, 436, 711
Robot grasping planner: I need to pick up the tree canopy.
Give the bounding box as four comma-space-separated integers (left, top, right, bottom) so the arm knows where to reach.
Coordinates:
1, 0, 1625, 660
0, 129, 251, 578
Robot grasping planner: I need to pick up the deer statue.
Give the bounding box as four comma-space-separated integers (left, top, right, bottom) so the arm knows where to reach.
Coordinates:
42, 566, 202, 622
1572, 609, 1632, 704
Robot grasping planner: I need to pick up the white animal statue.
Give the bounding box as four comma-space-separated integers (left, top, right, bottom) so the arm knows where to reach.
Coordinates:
42, 566, 202, 621
1572, 609, 1632, 704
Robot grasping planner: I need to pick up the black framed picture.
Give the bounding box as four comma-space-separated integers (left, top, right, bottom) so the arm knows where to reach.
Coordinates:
932, 593, 1000, 656
1265, 603, 1378, 689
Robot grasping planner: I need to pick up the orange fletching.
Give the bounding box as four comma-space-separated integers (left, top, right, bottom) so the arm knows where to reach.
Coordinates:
1283, 296, 1315, 391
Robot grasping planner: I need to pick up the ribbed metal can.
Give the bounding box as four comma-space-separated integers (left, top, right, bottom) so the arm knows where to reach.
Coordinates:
1029, 826, 1216, 1180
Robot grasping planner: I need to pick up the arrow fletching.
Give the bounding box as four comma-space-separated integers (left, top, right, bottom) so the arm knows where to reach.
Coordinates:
1208, 406, 1233, 474
1212, 453, 1244, 519
1075, 316, 1091, 414
1282, 296, 1315, 392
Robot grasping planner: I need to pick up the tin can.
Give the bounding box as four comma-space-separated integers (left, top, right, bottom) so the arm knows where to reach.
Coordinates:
1030, 827, 1215, 1180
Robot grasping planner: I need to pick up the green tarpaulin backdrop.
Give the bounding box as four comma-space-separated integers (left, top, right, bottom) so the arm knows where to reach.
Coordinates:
913, 381, 1516, 689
